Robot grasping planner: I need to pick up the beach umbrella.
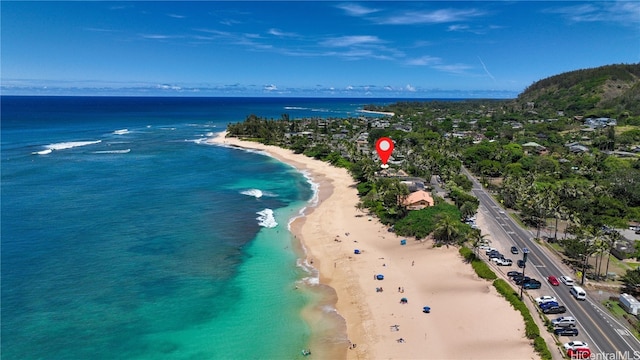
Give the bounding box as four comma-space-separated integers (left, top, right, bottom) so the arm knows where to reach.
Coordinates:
423, 306, 431, 313
376, 274, 384, 280
354, 249, 361, 254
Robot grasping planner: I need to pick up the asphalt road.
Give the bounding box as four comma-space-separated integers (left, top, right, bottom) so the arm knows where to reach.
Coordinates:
462, 168, 640, 359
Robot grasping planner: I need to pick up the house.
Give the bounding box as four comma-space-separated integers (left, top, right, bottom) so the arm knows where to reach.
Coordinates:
400, 190, 434, 210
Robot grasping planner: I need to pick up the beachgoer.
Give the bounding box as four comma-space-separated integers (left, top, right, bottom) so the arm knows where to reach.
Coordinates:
412, 260, 415, 266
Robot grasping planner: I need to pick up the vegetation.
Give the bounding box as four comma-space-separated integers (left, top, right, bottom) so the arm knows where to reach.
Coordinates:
226, 62, 640, 273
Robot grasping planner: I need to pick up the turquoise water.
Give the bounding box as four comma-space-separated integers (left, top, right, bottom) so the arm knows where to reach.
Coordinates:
0, 96, 395, 359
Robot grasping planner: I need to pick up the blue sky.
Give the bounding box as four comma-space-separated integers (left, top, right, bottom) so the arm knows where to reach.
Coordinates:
2, 1, 639, 98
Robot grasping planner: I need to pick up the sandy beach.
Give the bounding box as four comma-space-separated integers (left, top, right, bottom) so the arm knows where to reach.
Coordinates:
208, 132, 538, 360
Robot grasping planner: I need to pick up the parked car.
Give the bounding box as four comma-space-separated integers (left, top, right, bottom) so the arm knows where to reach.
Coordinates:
510, 246, 519, 254
514, 276, 531, 285
539, 301, 560, 310
560, 275, 575, 286
535, 295, 557, 304
552, 316, 576, 327
554, 327, 579, 336
485, 248, 497, 255
563, 341, 588, 350
543, 305, 567, 314
523, 280, 542, 289
567, 348, 591, 359
494, 258, 512, 266
507, 271, 523, 277
547, 275, 560, 286
488, 251, 504, 259
517, 259, 525, 268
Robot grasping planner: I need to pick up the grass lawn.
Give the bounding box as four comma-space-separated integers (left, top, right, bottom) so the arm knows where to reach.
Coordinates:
604, 300, 628, 317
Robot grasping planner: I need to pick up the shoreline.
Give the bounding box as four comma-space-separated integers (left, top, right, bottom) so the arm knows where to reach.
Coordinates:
208, 131, 538, 359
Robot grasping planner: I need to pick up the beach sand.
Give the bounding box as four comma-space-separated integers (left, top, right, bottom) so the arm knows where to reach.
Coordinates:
208, 132, 538, 360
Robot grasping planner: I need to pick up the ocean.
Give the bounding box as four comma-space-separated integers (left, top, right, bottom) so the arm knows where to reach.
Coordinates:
0, 96, 396, 360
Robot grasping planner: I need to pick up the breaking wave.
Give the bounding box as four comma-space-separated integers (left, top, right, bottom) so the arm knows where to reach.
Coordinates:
256, 209, 277, 228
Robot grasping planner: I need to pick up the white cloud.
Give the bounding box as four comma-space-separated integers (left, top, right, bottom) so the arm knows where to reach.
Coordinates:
432, 64, 473, 74
167, 14, 185, 19
406, 84, 416, 92
336, 3, 380, 16
406, 55, 441, 66
378, 8, 485, 25
545, 1, 640, 25
264, 84, 278, 91
268, 28, 298, 37
320, 35, 383, 47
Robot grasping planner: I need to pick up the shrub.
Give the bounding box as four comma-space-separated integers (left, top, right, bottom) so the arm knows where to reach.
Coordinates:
471, 260, 498, 280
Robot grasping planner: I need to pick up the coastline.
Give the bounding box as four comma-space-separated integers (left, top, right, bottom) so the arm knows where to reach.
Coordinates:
208, 131, 538, 360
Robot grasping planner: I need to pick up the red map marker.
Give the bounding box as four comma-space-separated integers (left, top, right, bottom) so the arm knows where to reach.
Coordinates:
375, 137, 394, 168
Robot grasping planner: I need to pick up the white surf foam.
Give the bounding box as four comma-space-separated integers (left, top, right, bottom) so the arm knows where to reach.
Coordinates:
113, 129, 129, 135
32, 149, 53, 155
43, 140, 102, 151
92, 149, 131, 154
241, 189, 264, 198
256, 209, 277, 228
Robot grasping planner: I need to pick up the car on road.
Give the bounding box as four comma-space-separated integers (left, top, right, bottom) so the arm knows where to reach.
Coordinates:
560, 276, 575, 286
507, 271, 523, 277
539, 301, 560, 310
510, 246, 519, 254
547, 275, 560, 286
523, 280, 542, 289
552, 316, 576, 327
563, 341, 588, 350
535, 295, 557, 304
554, 327, 579, 336
517, 259, 525, 268
543, 305, 567, 314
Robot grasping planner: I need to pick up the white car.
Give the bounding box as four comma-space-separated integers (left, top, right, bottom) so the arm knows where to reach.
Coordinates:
560, 276, 575, 286
563, 341, 588, 350
535, 295, 557, 304
494, 258, 512, 266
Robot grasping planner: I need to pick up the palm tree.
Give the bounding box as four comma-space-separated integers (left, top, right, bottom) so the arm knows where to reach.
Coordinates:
470, 229, 490, 257
433, 216, 462, 245
603, 230, 621, 281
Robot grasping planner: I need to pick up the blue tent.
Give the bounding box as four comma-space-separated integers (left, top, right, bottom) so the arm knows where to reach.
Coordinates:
376, 274, 384, 280
400, 239, 407, 245
423, 306, 431, 313
354, 249, 361, 254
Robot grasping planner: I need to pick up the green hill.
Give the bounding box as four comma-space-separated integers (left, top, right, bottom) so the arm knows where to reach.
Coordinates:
515, 63, 640, 117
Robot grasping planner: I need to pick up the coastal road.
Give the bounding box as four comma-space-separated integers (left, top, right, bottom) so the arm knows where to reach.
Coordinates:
463, 167, 640, 359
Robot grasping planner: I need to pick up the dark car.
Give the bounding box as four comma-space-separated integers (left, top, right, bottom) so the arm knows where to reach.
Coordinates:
507, 271, 523, 277
523, 280, 542, 289
517, 259, 525, 268
515, 277, 532, 285
554, 327, 579, 336
488, 251, 504, 259
539, 301, 560, 309
543, 305, 567, 314
510, 246, 519, 254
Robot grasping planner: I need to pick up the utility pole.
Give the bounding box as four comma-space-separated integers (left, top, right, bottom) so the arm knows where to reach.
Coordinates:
520, 248, 530, 300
